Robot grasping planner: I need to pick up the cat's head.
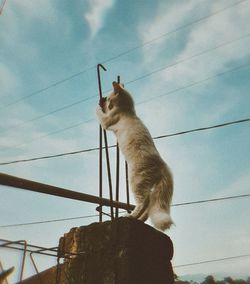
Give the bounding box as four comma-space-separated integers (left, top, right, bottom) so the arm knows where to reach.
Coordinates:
104, 82, 135, 114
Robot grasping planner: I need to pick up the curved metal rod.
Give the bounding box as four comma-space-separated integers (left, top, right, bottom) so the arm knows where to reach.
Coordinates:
97, 64, 106, 222
97, 64, 114, 221
97, 64, 107, 99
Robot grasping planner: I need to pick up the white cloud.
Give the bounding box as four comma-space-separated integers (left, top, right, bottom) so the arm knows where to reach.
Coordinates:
84, 0, 115, 38
12, 0, 57, 21
0, 63, 20, 98
138, 1, 205, 65
216, 171, 250, 197
139, 1, 250, 87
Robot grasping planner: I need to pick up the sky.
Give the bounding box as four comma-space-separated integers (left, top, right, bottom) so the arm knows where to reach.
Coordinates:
0, 0, 250, 282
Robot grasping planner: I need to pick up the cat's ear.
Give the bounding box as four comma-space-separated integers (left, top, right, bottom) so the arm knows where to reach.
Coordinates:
112, 81, 123, 93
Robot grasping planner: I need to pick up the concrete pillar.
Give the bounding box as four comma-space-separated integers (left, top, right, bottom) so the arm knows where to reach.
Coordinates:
58, 217, 174, 284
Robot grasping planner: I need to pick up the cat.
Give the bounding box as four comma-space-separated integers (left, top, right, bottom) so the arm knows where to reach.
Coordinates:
0, 267, 14, 284
96, 81, 173, 231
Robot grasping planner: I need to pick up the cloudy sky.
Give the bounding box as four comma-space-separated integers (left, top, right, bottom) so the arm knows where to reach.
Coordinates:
0, 0, 250, 282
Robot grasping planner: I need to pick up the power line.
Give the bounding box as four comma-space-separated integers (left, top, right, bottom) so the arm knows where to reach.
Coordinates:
0, 118, 249, 166
0, 145, 100, 165
0, 119, 95, 153
0, 96, 95, 134
2, 0, 247, 108
0, 214, 99, 228
1, 32, 249, 142
101, 0, 248, 64
2, 61, 249, 136
1, 193, 249, 228
124, 33, 250, 86
2, 34, 250, 144
174, 253, 250, 268
153, 118, 250, 140
172, 193, 250, 207
137, 62, 250, 105
1, 44, 250, 153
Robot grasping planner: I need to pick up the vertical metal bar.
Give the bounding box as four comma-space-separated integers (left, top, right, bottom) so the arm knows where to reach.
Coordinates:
97, 64, 106, 222
30, 252, 44, 284
125, 161, 130, 212
103, 131, 114, 220
97, 64, 114, 220
55, 237, 64, 284
55, 257, 62, 284
99, 125, 103, 222
120, 78, 130, 213
115, 143, 120, 218
115, 75, 120, 218
20, 240, 27, 282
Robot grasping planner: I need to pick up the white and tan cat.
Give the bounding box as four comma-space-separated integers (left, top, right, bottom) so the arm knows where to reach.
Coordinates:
96, 82, 173, 231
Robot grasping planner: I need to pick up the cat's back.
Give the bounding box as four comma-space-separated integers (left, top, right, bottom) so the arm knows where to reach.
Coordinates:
115, 114, 158, 161
116, 114, 151, 142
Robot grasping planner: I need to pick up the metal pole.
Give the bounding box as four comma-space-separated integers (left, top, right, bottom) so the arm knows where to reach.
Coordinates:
97, 64, 114, 220
125, 161, 130, 213
99, 125, 103, 222
97, 64, 106, 222
115, 75, 120, 218
0, 173, 135, 211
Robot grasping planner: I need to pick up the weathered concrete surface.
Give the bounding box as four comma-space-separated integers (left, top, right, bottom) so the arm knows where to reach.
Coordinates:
59, 217, 174, 284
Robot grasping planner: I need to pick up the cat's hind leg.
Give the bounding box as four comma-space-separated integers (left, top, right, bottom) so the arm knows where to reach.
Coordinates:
128, 179, 151, 220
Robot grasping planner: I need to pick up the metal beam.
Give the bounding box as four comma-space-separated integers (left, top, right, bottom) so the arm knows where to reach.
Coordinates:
0, 173, 134, 211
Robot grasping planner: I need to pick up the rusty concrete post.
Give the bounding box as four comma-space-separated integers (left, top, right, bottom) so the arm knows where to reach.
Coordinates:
58, 217, 174, 284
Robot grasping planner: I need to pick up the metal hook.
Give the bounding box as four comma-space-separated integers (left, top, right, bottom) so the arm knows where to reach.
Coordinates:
97, 64, 114, 221
97, 64, 107, 99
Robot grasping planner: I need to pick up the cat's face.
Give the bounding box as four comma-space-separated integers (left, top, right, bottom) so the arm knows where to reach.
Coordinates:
103, 82, 135, 114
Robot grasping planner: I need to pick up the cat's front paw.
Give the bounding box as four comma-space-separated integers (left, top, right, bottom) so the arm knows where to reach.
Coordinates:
99, 97, 107, 109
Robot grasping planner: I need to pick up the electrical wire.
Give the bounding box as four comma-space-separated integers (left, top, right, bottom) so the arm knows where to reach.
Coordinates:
124, 33, 250, 86
0, 193, 249, 228
172, 193, 250, 207
2, 60, 249, 135
137, 62, 250, 105
0, 237, 249, 270
153, 118, 250, 140
2, 0, 247, 108
0, 96, 95, 134
0, 118, 249, 166
174, 253, 250, 268
4, 31, 250, 118
1, 35, 249, 151
0, 214, 99, 228
2, 60, 249, 152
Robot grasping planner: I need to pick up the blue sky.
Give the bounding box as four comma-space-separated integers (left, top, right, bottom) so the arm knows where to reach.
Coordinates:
0, 0, 250, 282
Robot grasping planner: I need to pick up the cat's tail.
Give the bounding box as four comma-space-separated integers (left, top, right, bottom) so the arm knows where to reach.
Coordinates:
149, 171, 173, 231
